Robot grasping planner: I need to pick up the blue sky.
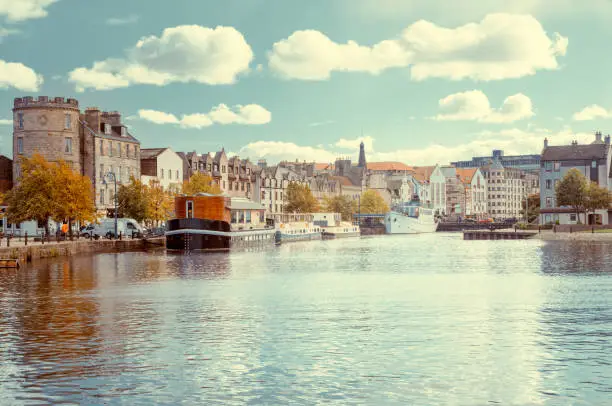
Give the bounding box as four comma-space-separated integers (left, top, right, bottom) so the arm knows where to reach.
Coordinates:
1, 0, 612, 165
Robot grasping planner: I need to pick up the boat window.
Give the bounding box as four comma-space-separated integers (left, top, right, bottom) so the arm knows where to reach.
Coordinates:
187, 201, 194, 219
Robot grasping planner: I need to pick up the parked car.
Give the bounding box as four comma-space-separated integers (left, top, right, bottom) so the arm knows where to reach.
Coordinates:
81, 218, 144, 239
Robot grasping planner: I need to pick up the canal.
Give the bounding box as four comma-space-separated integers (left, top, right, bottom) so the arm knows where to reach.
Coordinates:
1, 234, 611, 405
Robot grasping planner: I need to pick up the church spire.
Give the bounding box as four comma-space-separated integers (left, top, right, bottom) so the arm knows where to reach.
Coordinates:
358, 141, 367, 168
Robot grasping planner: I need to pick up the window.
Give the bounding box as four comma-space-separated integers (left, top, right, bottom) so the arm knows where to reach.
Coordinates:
65, 137, 72, 154
553, 162, 560, 172
554, 179, 559, 190
100, 164, 104, 180
261, 191, 265, 200
100, 139, 104, 156
570, 213, 577, 222
229, 182, 233, 191
246, 211, 252, 223
17, 137, 23, 154
546, 197, 553, 208
223, 181, 226, 189
126, 144, 130, 157
100, 189, 105, 205
104, 123, 111, 135
64, 114, 71, 129
546, 179, 552, 190
545, 162, 552, 171
176, 170, 179, 179
121, 127, 126, 136
553, 214, 559, 223
18, 113, 24, 129
117, 143, 121, 157
118, 166, 122, 182
161, 169, 165, 179
592, 160, 597, 169
109, 141, 113, 157
187, 201, 194, 219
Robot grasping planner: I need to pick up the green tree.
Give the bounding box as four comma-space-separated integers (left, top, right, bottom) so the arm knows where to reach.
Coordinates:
5, 154, 59, 235
520, 193, 540, 224
285, 182, 319, 213
182, 173, 221, 195
556, 168, 588, 223
117, 177, 148, 223
360, 190, 389, 214
585, 182, 611, 224
323, 195, 357, 221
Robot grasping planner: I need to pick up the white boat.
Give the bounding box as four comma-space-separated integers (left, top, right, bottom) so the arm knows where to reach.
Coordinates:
385, 175, 438, 234
270, 213, 322, 244
313, 213, 360, 239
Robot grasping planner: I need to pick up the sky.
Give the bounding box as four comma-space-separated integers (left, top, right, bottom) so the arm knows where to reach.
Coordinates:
1, 0, 612, 165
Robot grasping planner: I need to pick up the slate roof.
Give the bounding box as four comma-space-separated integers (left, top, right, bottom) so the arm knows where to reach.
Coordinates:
140, 148, 166, 159
542, 144, 610, 161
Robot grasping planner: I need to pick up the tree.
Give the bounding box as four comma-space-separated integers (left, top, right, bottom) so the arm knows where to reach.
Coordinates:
117, 177, 148, 223
182, 173, 221, 195
285, 182, 319, 213
520, 193, 540, 224
145, 180, 174, 227
323, 195, 357, 221
556, 168, 588, 223
5, 154, 59, 235
359, 190, 389, 214
585, 182, 612, 224
54, 160, 96, 238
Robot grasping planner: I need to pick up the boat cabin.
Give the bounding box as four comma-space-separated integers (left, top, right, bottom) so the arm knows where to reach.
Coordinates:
313, 213, 342, 227
174, 194, 266, 230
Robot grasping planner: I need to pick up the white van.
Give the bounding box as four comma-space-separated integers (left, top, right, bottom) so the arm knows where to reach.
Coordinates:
82, 218, 144, 239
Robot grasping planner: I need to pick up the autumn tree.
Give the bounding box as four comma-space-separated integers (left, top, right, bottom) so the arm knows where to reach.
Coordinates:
323, 195, 357, 221
117, 177, 148, 223
285, 182, 319, 213
146, 180, 174, 227
182, 173, 221, 195
359, 190, 389, 214
556, 169, 588, 223
584, 182, 611, 224
54, 160, 97, 238
520, 194, 540, 223
5, 154, 60, 235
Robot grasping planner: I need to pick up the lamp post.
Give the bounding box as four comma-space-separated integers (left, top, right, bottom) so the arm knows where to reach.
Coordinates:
103, 171, 118, 238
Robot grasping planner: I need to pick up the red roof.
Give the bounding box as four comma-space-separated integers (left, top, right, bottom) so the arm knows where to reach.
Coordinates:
315, 163, 334, 171
367, 162, 412, 172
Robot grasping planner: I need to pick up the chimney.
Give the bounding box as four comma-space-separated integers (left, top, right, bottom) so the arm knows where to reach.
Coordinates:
543, 138, 548, 148
84, 107, 101, 132
595, 131, 603, 143
606, 135, 611, 145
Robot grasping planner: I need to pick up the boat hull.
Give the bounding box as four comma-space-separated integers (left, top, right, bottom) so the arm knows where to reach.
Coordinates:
385, 212, 438, 234
275, 231, 322, 244
322, 231, 361, 239
165, 218, 275, 251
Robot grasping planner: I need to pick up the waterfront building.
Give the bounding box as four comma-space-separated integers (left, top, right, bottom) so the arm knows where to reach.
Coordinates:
452, 149, 540, 172
539, 132, 612, 225
430, 165, 459, 216
457, 168, 488, 219
12, 97, 141, 218
481, 160, 526, 221
140, 147, 184, 190
259, 165, 305, 214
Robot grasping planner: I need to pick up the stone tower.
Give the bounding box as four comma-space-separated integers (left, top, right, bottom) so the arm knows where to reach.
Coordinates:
12, 96, 82, 182
358, 141, 367, 168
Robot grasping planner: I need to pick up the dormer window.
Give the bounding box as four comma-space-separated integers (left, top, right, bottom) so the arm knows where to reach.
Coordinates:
121, 127, 126, 137
104, 123, 111, 135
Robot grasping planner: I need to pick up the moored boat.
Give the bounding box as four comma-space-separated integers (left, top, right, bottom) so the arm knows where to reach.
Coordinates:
165, 194, 275, 251
270, 213, 322, 244
385, 176, 438, 234
313, 213, 360, 239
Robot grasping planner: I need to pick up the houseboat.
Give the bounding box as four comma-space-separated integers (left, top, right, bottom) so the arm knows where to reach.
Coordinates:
313, 213, 360, 239
165, 194, 276, 251
270, 213, 322, 244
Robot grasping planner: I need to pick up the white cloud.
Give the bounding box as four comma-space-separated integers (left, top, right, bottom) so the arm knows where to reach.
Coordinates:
572, 104, 612, 121
0, 0, 57, 22
434, 90, 534, 123
309, 120, 335, 127
137, 104, 271, 129
106, 15, 139, 26
335, 136, 375, 151
237, 127, 597, 167
268, 13, 567, 82
0, 118, 12, 125
0, 60, 43, 91
69, 25, 253, 91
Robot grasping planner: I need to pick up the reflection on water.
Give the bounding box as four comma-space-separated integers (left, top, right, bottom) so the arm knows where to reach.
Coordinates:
1, 235, 612, 404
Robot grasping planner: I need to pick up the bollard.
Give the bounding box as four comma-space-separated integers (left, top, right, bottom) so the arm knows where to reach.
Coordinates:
25, 231, 28, 246
41, 232, 44, 245
119, 232, 122, 241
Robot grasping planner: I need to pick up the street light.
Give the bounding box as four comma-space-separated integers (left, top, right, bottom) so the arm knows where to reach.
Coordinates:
102, 171, 118, 238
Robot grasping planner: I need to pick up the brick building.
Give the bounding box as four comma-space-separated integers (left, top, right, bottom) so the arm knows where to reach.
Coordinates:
0, 155, 12, 194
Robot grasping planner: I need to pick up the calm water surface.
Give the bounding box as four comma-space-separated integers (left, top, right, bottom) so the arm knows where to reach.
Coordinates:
1, 234, 612, 405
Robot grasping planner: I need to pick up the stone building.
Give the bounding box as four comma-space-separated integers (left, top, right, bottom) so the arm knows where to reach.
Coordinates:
539, 132, 612, 225
81, 108, 140, 215
11, 97, 141, 215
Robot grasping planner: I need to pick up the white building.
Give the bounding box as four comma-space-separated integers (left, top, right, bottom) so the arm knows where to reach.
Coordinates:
457, 168, 488, 219
430, 165, 459, 216
140, 147, 184, 190
481, 160, 526, 221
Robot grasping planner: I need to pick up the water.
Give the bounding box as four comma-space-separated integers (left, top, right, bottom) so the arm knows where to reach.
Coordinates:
1, 234, 612, 405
